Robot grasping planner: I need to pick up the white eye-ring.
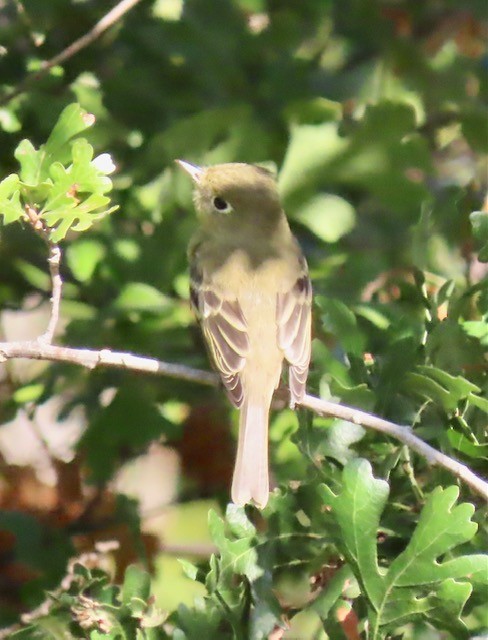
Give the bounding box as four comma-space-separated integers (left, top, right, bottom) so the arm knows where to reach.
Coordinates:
212, 196, 233, 214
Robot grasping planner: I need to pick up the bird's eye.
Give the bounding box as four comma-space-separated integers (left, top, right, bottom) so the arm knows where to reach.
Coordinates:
212, 196, 232, 213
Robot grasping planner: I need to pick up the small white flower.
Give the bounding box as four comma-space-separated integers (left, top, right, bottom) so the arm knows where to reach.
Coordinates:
92, 153, 116, 174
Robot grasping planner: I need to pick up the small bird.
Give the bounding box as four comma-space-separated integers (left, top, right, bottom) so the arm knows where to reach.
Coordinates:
177, 161, 312, 508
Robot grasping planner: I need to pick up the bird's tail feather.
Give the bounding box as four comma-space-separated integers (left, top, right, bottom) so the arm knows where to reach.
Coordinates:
231, 398, 270, 508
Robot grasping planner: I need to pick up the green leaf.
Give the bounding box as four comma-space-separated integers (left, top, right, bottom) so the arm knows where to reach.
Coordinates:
39, 137, 115, 240
207, 509, 262, 584
320, 459, 389, 609
446, 428, 488, 459
121, 565, 151, 605
310, 565, 354, 619
353, 304, 391, 330
14, 138, 42, 185
43, 103, 95, 172
0, 188, 23, 225
225, 503, 256, 538
66, 239, 106, 282
7, 105, 116, 240
177, 601, 222, 639
0, 174, 23, 224
294, 193, 356, 242
405, 365, 481, 413
416, 365, 480, 397
13, 104, 95, 187
178, 559, 199, 581
0, 173, 20, 199
15, 259, 51, 291
315, 418, 365, 464
320, 461, 486, 639
386, 486, 480, 586
114, 282, 171, 312
13, 383, 45, 404
10, 616, 73, 639
467, 392, 488, 413
462, 320, 488, 347
283, 96, 342, 125
279, 122, 347, 200
470, 210, 488, 262
328, 379, 376, 411
318, 296, 366, 356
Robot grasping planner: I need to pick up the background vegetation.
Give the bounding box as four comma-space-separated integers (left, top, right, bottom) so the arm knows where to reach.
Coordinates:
0, 0, 486, 638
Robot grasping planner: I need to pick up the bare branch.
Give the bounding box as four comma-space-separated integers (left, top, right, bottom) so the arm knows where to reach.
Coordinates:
0, 341, 218, 386
301, 394, 488, 502
0, 0, 144, 105
23, 205, 63, 344
0, 340, 487, 500
39, 243, 62, 344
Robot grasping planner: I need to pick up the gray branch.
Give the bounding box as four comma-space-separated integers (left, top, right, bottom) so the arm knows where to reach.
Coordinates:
0, 340, 487, 501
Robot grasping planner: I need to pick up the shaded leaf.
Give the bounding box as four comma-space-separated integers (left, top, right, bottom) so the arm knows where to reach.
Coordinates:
470, 210, 488, 262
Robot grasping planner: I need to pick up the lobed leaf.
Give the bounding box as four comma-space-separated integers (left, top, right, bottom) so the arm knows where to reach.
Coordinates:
2, 104, 116, 240
405, 365, 483, 413
321, 460, 486, 639
320, 459, 390, 609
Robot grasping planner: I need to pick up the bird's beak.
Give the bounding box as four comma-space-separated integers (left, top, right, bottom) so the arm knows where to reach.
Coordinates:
175, 159, 203, 183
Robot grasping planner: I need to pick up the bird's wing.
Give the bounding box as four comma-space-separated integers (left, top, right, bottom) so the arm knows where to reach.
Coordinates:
276, 270, 312, 406
190, 264, 249, 408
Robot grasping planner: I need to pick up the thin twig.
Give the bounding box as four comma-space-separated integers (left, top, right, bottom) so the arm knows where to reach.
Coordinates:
23, 205, 63, 343
0, 0, 144, 106
0, 340, 487, 500
40, 243, 62, 343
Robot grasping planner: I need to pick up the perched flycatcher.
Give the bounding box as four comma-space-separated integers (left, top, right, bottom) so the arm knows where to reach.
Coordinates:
177, 161, 312, 508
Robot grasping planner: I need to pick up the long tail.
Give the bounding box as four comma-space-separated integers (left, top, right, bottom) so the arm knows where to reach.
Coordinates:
231, 397, 271, 509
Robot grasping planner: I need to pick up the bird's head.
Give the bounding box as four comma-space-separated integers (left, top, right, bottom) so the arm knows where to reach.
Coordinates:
176, 161, 282, 228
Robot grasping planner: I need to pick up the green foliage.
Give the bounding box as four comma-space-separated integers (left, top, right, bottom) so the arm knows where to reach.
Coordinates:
470, 210, 488, 262
321, 460, 487, 639
0, 0, 487, 638
0, 104, 116, 241
10, 563, 167, 640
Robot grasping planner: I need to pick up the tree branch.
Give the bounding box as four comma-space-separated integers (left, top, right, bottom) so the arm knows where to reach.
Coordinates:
0, 341, 218, 386
0, 340, 487, 501
301, 394, 488, 501
0, 0, 144, 106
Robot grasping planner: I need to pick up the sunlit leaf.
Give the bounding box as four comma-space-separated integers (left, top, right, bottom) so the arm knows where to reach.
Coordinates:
294, 193, 356, 242
66, 239, 106, 282
320, 461, 486, 639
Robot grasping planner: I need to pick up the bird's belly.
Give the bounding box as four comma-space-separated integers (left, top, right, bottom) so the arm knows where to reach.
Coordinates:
212, 250, 288, 386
